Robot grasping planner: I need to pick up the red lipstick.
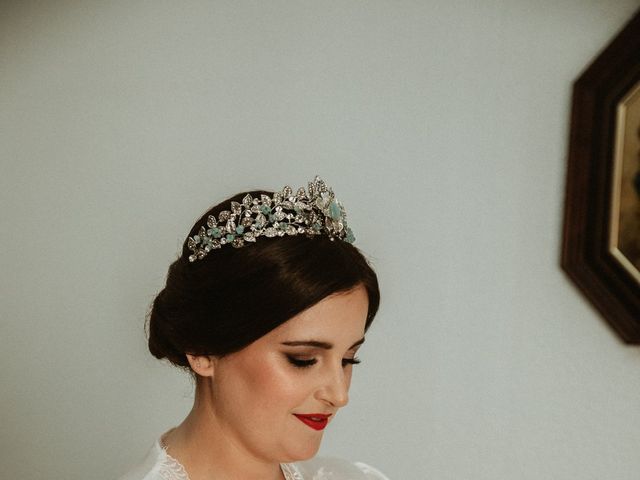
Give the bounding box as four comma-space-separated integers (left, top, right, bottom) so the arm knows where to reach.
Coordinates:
293, 413, 331, 431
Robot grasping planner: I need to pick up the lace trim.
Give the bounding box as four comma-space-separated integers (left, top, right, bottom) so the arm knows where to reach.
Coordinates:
158, 432, 302, 480
158, 449, 190, 480
280, 462, 304, 480
157, 439, 192, 480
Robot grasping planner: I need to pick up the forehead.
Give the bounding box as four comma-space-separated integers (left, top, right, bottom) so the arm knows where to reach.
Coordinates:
265, 285, 369, 343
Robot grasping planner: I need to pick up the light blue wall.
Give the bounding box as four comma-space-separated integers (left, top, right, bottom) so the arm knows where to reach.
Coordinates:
2, 2, 639, 478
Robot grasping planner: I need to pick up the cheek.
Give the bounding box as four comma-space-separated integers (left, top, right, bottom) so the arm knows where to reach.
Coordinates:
233, 355, 310, 412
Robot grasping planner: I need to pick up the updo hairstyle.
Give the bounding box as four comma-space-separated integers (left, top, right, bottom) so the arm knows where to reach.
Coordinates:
147, 190, 380, 370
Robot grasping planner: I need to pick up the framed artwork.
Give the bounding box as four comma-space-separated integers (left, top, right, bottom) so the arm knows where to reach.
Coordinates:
562, 9, 640, 343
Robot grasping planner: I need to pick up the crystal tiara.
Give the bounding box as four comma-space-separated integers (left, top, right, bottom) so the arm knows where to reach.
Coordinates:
187, 176, 355, 262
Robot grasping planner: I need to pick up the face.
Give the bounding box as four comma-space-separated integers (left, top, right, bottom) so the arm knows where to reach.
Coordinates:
207, 284, 369, 464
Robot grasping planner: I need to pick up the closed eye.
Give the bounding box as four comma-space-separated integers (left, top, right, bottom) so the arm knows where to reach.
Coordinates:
286, 355, 361, 369
287, 356, 317, 368
342, 357, 361, 367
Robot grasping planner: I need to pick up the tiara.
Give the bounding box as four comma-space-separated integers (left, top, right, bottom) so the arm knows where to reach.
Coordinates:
187, 176, 355, 262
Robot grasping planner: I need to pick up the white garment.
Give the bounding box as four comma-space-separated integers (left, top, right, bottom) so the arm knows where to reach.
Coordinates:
118, 437, 389, 480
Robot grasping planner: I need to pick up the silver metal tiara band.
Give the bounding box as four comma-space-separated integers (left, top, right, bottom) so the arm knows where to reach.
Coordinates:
187, 176, 355, 262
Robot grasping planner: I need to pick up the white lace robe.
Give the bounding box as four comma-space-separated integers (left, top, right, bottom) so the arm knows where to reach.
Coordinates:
118, 439, 390, 480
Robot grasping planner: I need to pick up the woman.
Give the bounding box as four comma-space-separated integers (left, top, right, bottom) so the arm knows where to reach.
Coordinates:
119, 176, 389, 480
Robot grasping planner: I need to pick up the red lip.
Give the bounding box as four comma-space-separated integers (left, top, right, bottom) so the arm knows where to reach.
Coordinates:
293, 413, 332, 431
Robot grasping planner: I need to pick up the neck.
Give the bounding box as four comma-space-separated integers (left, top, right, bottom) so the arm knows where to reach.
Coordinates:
162, 378, 285, 480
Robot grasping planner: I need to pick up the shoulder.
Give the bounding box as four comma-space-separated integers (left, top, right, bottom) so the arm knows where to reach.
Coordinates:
293, 455, 390, 480
117, 440, 183, 480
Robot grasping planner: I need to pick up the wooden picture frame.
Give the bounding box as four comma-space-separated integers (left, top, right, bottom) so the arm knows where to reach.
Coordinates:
562, 9, 640, 343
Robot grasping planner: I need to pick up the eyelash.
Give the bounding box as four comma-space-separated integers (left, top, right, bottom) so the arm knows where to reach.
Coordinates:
286, 355, 361, 369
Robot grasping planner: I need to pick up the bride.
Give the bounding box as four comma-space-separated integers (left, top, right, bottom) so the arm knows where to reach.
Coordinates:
119, 176, 389, 480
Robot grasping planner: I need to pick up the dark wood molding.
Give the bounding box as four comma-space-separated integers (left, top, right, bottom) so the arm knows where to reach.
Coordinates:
561, 9, 640, 343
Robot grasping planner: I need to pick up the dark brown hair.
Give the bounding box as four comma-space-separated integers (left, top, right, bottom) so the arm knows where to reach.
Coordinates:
147, 190, 380, 370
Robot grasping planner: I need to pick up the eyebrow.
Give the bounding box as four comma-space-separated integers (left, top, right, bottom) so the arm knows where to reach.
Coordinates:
281, 337, 365, 350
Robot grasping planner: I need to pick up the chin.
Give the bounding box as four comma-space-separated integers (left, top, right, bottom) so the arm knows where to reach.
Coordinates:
282, 440, 322, 463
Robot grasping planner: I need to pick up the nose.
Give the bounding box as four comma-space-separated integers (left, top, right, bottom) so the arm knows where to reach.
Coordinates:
315, 362, 350, 408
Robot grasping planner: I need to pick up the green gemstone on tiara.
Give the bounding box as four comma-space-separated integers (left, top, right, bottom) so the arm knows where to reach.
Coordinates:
329, 200, 341, 221
345, 227, 355, 243
186, 176, 356, 262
